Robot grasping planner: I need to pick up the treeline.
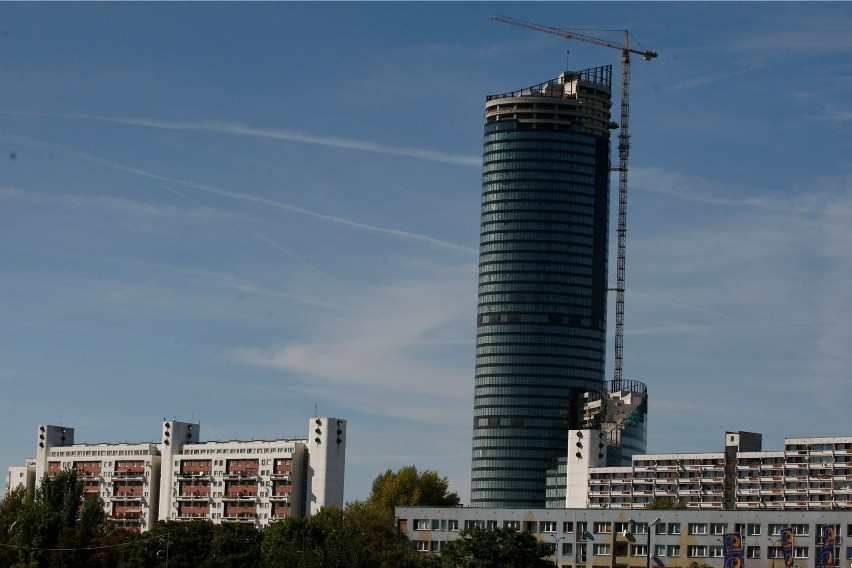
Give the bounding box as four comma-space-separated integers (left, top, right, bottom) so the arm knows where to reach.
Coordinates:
0, 466, 461, 568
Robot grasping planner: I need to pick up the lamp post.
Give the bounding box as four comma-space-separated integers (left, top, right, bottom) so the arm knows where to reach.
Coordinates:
552, 534, 565, 566
647, 518, 661, 568
768, 538, 778, 568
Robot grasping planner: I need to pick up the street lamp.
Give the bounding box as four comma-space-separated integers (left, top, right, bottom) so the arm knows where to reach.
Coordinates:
768, 538, 779, 568
551, 534, 565, 566
647, 518, 661, 568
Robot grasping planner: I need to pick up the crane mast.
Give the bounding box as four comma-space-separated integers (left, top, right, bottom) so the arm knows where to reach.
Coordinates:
492, 15, 657, 391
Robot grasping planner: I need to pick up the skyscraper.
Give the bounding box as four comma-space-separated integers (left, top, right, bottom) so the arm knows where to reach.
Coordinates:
471, 66, 614, 508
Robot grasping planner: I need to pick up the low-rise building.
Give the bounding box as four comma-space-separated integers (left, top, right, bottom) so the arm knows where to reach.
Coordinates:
396, 507, 851, 568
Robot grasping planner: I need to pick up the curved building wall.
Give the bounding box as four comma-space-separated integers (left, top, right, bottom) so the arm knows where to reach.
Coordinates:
471, 68, 614, 508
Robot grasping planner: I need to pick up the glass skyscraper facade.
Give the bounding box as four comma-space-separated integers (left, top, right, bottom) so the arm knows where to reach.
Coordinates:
471, 67, 614, 508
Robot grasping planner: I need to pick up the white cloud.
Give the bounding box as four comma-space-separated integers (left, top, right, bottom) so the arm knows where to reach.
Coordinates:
228, 262, 477, 421
0, 112, 483, 167
0, 131, 477, 254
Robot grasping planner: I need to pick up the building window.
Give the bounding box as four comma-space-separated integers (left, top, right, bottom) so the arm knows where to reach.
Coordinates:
688, 546, 707, 558
668, 523, 681, 535
486, 520, 498, 530
594, 522, 612, 534
689, 523, 708, 535
562, 543, 574, 555
632, 545, 648, 556
563, 521, 574, 533
465, 520, 484, 530
448, 520, 458, 532
769, 524, 783, 536
793, 525, 809, 536
746, 546, 761, 559
794, 547, 809, 559
710, 546, 724, 558
504, 520, 520, 530
633, 522, 649, 535
711, 523, 728, 535
415, 541, 429, 552
769, 547, 783, 559
655, 545, 666, 557
541, 521, 557, 533
414, 519, 430, 531
593, 544, 610, 556
615, 522, 632, 534
667, 546, 681, 557
577, 544, 588, 563
747, 524, 761, 536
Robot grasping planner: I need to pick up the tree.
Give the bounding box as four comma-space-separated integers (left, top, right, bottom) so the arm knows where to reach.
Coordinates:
647, 498, 687, 510
261, 504, 430, 568
439, 526, 556, 568
202, 522, 261, 568
367, 466, 460, 516
8, 469, 110, 568
0, 486, 29, 568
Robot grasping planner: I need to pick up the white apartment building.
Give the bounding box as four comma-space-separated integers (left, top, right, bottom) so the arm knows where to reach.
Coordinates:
559, 431, 852, 510
6, 416, 347, 532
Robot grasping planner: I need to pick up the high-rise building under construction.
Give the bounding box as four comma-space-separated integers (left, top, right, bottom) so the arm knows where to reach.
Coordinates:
470, 66, 619, 508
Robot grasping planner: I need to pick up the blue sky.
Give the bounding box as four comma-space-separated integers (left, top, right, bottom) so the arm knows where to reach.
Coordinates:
2, 3, 851, 504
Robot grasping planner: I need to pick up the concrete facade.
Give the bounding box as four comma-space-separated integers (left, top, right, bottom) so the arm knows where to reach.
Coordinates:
396, 506, 852, 568
6, 416, 347, 531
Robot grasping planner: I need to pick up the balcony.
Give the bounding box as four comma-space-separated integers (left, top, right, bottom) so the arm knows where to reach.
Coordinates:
224, 470, 259, 480
178, 490, 210, 500
225, 489, 258, 501
111, 492, 143, 501
114, 470, 145, 480
177, 470, 210, 479
177, 511, 209, 520
223, 511, 257, 522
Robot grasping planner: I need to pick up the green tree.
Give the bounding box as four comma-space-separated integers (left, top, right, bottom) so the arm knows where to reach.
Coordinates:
0, 486, 30, 568
647, 498, 687, 510
5, 469, 111, 568
261, 504, 431, 568
367, 466, 460, 516
202, 522, 261, 568
439, 526, 556, 568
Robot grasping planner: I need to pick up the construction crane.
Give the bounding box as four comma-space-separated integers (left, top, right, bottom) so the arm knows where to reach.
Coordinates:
492, 14, 657, 391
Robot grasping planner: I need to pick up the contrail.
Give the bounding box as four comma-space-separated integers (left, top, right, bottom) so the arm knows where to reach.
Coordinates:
0, 131, 477, 254
0, 111, 482, 167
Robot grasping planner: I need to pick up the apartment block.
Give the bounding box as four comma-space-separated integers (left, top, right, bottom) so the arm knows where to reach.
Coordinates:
6, 416, 347, 532
559, 431, 852, 511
